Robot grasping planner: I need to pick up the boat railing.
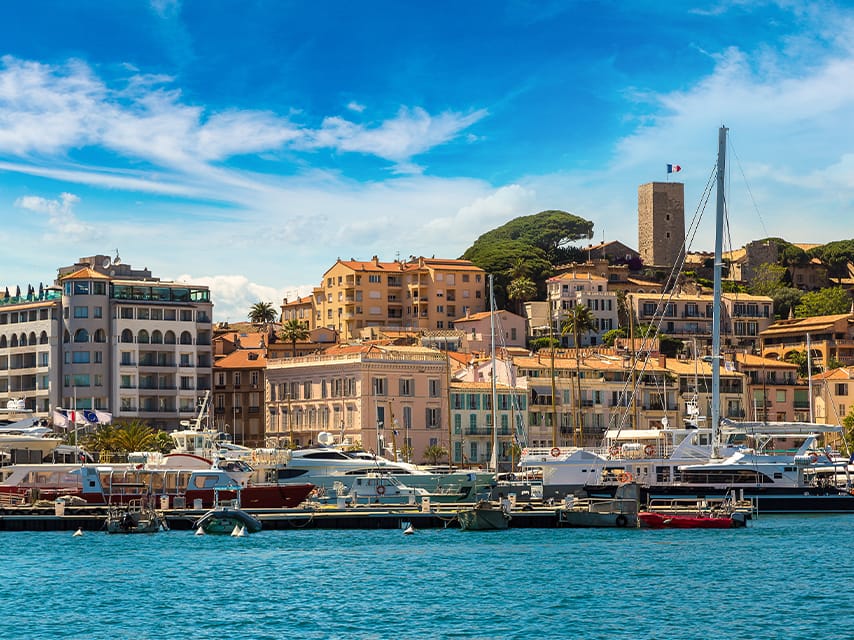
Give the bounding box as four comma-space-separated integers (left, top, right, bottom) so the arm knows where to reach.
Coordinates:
566, 496, 638, 515
645, 496, 756, 518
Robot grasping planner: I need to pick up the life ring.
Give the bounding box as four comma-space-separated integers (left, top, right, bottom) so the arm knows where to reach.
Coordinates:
550, 447, 561, 458
621, 472, 634, 483
609, 446, 620, 457
376, 484, 386, 495
521, 448, 529, 456
809, 452, 819, 464
615, 514, 628, 527
644, 444, 655, 456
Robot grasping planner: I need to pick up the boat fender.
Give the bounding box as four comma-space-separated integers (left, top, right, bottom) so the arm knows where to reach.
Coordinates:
615, 514, 628, 527
622, 472, 634, 483
376, 484, 386, 495
644, 444, 655, 456
550, 447, 561, 458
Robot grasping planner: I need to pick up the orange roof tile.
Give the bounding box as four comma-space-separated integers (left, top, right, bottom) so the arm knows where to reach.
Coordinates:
60, 267, 110, 280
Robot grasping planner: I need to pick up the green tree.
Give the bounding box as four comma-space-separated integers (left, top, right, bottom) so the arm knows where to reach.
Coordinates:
249, 301, 278, 327
842, 406, 854, 451
784, 350, 810, 378
423, 444, 448, 465
794, 287, 851, 318
506, 276, 538, 315
772, 287, 804, 319
602, 328, 626, 347
280, 319, 310, 357
463, 240, 552, 309
748, 263, 787, 297
809, 239, 854, 282
561, 305, 595, 445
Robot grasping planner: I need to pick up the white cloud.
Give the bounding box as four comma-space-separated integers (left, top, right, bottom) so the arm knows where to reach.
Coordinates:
175, 273, 312, 324
301, 106, 489, 168
346, 101, 365, 113
14, 192, 97, 239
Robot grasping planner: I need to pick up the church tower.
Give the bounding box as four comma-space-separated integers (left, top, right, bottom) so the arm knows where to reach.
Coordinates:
638, 182, 685, 268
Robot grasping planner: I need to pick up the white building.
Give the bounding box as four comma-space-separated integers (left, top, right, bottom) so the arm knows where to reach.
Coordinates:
546, 273, 619, 347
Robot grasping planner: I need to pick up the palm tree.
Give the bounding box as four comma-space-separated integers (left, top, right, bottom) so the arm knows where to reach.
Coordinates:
561, 304, 595, 446
506, 276, 538, 316
249, 301, 278, 331
280, 319, 310, 357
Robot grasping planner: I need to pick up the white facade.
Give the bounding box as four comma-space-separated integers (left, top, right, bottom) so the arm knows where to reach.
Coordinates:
546, 273, 619, 347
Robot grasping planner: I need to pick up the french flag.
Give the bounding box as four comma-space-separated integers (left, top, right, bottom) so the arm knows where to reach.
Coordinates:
667, 164, 681, 174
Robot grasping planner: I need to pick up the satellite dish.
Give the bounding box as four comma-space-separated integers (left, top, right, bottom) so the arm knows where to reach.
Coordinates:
102, 257, 111, 268
317, 431, 335, 446
113, 255, 122, 266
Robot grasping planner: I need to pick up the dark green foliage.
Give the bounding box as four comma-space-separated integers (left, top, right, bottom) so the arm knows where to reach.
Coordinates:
772, 287, 803, 319
809, 240, 854, 281
795, 287, 852, 317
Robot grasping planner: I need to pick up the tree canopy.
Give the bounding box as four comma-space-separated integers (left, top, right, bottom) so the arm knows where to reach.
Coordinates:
462, 210, 593, 308
794, 287, 852, 317
809, 240, 854, 281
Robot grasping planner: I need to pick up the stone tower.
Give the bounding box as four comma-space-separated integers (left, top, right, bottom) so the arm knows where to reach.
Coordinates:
638, 182, 685, 268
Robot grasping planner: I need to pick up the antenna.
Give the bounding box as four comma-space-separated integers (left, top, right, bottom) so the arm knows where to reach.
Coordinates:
113, 249, 122, 265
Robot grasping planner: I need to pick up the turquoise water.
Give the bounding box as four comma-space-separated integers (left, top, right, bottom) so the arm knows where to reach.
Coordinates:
2, 515, 853, 639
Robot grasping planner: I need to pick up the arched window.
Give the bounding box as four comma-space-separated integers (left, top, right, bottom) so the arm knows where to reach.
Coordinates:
151, 330, 163, 344
39, 331, 49, 344
63, 330, 71, 344
180, 331, 193, 345
164, 331, 176, 345
138, 329, 150, 344
121, 329, 134, 343
0, 335, 7, 348
93, 329, 107, 343
28, 332, 37, 346
74, 328, 89, 343
10, 335, 18, 347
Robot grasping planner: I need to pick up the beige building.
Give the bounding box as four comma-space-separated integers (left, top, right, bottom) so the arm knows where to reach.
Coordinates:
761, 313, 854, 370
265, 344, 449, 461
732, 353, 805, 422
313, 256, 486, 340
546, 273, 618, 347
630, 291, 774, 351
452, 310, 527, 354
812, 367, 854, 425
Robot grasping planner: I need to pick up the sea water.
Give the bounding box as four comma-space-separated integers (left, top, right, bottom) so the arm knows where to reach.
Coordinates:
2, 515, 853, 640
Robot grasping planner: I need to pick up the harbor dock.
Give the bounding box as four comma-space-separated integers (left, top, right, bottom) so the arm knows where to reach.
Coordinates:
0, 502, 562, 531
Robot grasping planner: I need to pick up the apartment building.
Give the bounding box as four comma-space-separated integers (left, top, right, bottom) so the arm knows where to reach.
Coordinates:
313, 256, 486, 340
760, 313, 854, 371
546, 273, 619, 347
731, 353, 804, 422
630, 291, 774, 351
2, 255, 213, 426
812, 367, 854, 425
452, 310, 527, 353
450, 381, 527, 468
0, 291, 62, 414
212, 331, 267, 447
265, 344, 448, 460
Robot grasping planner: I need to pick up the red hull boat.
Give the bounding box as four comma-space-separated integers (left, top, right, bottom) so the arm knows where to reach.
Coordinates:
638, 511, 747, 529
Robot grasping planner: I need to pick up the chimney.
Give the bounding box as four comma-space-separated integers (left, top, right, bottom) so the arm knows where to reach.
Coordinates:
658, 354, 667, 368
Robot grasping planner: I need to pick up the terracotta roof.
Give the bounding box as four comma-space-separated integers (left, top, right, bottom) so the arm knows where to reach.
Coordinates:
761, 314, 852, 336
214, 350, 267, 369
453, 310, 521, 323
813, 367, 854, 381
733, 353, 798, 369
547, 272, 608, 283
60, 267, 111, 280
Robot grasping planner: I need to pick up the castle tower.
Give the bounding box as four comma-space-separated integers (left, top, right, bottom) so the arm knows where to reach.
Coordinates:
638, 182, 685, 268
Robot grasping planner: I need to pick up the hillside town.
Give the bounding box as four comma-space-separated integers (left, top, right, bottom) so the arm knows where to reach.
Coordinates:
2, 180, 854, 470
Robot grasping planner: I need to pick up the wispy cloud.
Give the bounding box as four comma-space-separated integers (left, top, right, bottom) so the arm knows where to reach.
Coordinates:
14, 192, 97, 239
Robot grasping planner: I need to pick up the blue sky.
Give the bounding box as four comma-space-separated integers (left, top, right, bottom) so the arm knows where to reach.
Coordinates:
2, 1, 854, 321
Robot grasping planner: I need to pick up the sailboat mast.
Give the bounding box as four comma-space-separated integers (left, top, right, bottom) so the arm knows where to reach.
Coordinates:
712, 126, 727, 454
489, 274, 499, 472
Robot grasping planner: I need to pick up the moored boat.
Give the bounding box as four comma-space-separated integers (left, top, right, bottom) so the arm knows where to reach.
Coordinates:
458, 499, 511, 531
194, 486, 262, 534
105, 499, 164, 534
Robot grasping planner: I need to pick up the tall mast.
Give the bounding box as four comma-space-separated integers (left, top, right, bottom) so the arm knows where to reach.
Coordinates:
489, 274, 499, 472
712, 126, 727, 456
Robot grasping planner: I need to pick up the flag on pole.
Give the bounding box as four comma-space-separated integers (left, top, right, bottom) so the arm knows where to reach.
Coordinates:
53, 409, 70, 429
667, 164, 681, 174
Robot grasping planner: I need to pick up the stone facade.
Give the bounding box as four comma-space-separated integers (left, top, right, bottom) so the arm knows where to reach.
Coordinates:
638, 182, 685, 268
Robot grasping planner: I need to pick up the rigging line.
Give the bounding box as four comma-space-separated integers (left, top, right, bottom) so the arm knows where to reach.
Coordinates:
728, 133, 770, 240
608, 166, 718, 440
